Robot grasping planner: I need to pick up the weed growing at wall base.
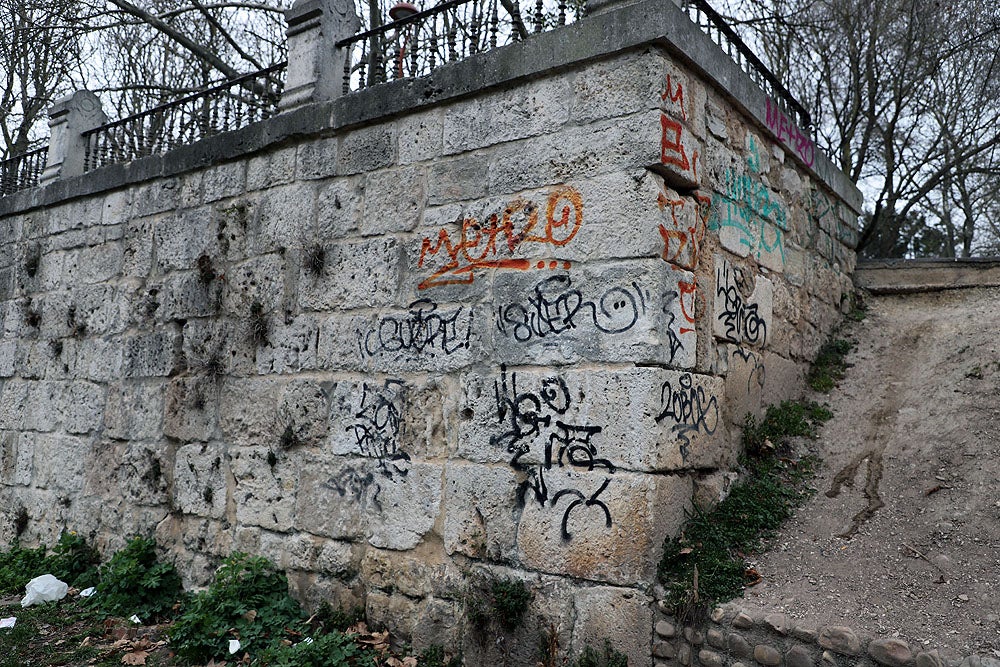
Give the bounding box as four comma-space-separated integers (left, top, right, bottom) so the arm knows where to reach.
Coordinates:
808, 338, 854, 392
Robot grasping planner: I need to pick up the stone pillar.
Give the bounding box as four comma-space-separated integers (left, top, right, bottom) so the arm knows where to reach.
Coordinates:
39, 90, 106, 186
280, 0, 362, 111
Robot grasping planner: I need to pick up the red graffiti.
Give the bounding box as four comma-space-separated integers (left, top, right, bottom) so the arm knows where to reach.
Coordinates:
417, 186, 583, 290
765, 98, 815, 168
659, 114, 698, 181
661, 74, 686, 121
678, 279, 698, 333
656, 193, 706, 271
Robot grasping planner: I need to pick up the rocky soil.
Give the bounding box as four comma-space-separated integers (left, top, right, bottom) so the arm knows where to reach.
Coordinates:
740, 287, 1000, 660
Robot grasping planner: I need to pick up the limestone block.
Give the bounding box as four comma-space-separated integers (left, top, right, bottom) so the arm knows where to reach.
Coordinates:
397, 109, 443, 165
723, 344, 765, 426
118, 441, 171, 506
0, 340, 16, 377
254, 313, 321, 375
172, 442, 229, 519
360, 547, 465, 599
425, 153, 489, 205
692, 470, 738, 512
154, 207, 226, 273
122, 215, 154, 278
761, 352, 805, 406
442, 77, 571, 155
316, 175, 365, 239
459, 366, 727, 471
516, 467, 691, 586
221, 253, 287, 315
123, 327, 184, 378
328, 375, 453, 464
314, 311, 374, 372
0, 432, 32, 485
491, 260, 696, 368
713, 256, 773, 349
247, 146, 296, 191
571, 51, 665, 124
23, 381, 62, 432
361, 166, 425, 235
571, 586, 653, 667
151, 270, 225, 322
70, 242, 123, 285
182, 318, 257, 379
654, 109, 702, 190
487, 111, 662, 195
296, 137, 339, 180
294, 455, 441, 549
202, 161, 247, 203
0, 380, 28, 430
297, 237, 400, 311
70, 284, 129, 337
164, 376, 219, 442
132, 178, 180, 217
353, 300, 485, 373
247, 183, 316, 254
63, 380, 107, 434
32, 433, 89, 492
230, 447, 298, 532
336, 124, 396, 175
442, 462, 520, 560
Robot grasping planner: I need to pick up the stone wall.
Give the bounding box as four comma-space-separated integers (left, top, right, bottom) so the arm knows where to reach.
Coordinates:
653, 603, 999, 667
0, 0, 861, 663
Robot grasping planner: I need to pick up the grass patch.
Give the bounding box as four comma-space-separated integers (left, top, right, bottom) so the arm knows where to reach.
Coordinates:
807, 338, 854, 392
0, 532, 100, 596
658, 400, 830, 620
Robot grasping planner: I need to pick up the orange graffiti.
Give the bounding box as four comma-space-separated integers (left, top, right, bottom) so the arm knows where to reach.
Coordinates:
659, 115, 698, 182
657, 193, 706, 271
661, 74, 686, 121
678, 279, 698, 332
417, 186, 583, 290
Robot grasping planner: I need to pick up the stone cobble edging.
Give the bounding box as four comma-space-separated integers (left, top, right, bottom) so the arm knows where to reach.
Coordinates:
653, 602, 1000, 667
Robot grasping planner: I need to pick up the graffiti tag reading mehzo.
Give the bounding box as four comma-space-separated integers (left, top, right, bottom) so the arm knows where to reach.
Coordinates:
417, 186, 583, 289
490, 365, 614, 540
346, 379, 410, 480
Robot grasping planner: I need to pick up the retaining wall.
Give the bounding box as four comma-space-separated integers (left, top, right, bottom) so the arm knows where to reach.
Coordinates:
0, 0, 861, 662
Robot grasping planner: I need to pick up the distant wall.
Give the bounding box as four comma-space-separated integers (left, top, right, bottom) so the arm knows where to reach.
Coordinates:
0, 0, 861, 663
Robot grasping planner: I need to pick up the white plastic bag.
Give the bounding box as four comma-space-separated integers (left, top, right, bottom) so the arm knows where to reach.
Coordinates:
21, 574, 68, 607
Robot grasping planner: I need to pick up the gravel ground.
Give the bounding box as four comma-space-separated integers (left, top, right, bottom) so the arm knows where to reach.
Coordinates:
739, 287, 1000, 660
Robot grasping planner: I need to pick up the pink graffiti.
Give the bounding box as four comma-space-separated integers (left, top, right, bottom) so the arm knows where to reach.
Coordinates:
765, 98, 815, 168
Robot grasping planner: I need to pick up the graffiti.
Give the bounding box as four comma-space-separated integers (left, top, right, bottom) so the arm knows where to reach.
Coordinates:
495, 275, 647, 343
766, 98, 815, 167
359, 299, 473, 358
661, 74, 686, 121
710, 167, 787, 263
733, 346, 766, 394
655, 373, 720, 459
490, 366, 614, 540
417, 186, 583, 290
656, 190, 707, 270
346, 379, 410, 480
322, 465, 384, 512
715, 261, 768, 347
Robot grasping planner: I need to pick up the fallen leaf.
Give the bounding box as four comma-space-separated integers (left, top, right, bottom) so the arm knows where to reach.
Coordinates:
678, 547, 693, 555
121, 650, 149, 665
242, 610, 257, 622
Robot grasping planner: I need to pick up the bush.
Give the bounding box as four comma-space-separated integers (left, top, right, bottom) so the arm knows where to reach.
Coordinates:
169, 553, 306, 663
93, 536, 183, 622
573, 639, 628, 667
0, 532, 100, 596
255, 631, 371, 667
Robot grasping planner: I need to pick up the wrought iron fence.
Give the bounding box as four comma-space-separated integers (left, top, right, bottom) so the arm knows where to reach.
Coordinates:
82, 63, 286, 173
337, 0, 579, 93
0, 145, 49, 196
681, 0, 813, 134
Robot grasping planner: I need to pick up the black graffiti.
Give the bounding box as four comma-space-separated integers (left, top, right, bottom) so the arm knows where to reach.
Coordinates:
346, 379, 410, 480
496, 275, 646, 343
322, 465, 383, 512
733, 346, 766, 393
662, 290, 687, 364
655, 373, 720, 460
360, 299, 473, 357
490, 365, 615, 540
716, 263, 767, 346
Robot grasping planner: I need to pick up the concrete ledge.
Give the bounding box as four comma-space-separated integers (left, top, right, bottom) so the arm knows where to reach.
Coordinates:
854, 258, 1000, 294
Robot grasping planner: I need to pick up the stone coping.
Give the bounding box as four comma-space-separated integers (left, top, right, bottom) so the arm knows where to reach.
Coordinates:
0, 0, 861, 219
652, 602, 999, 667
855, 258, 1000, 294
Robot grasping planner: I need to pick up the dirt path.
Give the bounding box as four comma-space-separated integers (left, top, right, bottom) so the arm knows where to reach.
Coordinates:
740, 287, 1000, 660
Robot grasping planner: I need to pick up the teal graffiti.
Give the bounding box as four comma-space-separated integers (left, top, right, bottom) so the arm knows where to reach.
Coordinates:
709, 165, 787, 263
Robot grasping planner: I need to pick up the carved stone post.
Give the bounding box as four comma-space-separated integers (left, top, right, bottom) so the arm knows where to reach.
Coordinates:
280, 0, 362, 110
39, 90, 106, 185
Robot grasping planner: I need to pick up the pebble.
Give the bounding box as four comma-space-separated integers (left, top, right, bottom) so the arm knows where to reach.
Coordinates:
656, 621, 677, 639
700, 649, 725, 667
733, 612, 755, 629
786, 645, 815, 667
678, 643, 692, 666
818, 626, 862, 656
754, 644, 783, 666
764, 613, 791, 635
654, 641, 676, 660
685, 627, 705, 645
916, 650, 943, 667
869, 638, 913, 667
729, 633, 753, 659
707, 628, 726, 648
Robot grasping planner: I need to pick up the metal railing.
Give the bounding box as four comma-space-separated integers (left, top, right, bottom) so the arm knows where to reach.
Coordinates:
681, 0, 813, 134
82, 62, 287, 173
0, 145, 49, 196
336, 0, 576, 93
